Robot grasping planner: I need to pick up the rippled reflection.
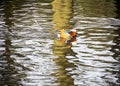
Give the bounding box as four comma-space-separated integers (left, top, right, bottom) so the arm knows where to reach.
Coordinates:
52, 36, 77, 86
0, 0, 120, 86
51, 0, 77, 86
53, 40, 76, 86
74, 0, 117, 17
0, 0, 56, 86
110, 27, 120, 86
72, 0, 120, 86
0, 1, 26, 86
51, 0, 73, 30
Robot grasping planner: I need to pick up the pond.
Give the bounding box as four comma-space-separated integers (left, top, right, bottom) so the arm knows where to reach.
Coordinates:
0, 0, 120, 86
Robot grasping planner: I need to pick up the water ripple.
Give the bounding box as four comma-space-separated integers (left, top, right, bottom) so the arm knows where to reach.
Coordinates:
0, 0, 120, 86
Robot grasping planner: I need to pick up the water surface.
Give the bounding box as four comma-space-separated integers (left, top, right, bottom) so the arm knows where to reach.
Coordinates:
0, 0, 120, 86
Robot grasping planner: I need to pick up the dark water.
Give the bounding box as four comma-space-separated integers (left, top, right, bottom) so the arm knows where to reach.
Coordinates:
0, 0, 120, 86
